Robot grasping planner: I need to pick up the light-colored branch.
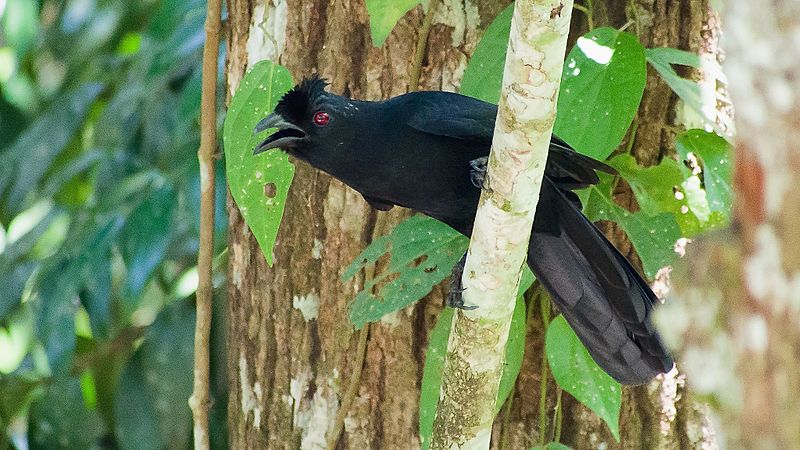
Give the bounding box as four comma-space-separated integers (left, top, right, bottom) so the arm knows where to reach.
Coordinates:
189, 0, 222, 446
429, 1, 574, 448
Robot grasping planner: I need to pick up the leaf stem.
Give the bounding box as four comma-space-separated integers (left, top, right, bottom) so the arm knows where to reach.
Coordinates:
553, 387, 563, 442
573, 3, 593, 30
189, 0, 222, 446
538, 291, 551, 447
409, 0, 440, 92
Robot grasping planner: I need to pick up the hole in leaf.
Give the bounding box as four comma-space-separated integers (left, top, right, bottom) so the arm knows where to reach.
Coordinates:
264, 182, 277, 198
423, 265, 437, 273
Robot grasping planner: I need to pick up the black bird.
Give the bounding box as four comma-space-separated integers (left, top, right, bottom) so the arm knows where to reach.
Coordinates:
253, 76, 673, 385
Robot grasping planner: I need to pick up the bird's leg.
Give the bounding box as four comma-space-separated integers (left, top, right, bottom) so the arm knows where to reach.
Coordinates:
446, 252, 478, 310
470, 156, 491, 192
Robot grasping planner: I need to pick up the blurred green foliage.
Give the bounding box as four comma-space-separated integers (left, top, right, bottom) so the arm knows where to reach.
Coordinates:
0, 0, 228, 448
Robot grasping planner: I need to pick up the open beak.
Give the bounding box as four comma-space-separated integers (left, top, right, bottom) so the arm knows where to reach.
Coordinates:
253, 113, 307, 155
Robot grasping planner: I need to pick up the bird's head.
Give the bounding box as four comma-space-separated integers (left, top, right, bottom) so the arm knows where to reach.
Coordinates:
253, 75, 355, 163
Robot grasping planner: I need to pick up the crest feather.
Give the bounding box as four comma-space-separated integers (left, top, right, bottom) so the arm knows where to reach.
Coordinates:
275, 75, 329, 123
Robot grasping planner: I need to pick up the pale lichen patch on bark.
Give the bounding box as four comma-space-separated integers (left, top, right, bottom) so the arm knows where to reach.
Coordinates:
292, 293, 320, 321
295, 376, 339, 450
239, 351, 263, 429
246, 0, 287, 67
230, 241, 246, 289
312, 238, 323, 259
433, 0, 480, 48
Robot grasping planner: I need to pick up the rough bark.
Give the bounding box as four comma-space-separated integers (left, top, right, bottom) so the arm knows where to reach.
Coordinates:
225, 0, 718, 448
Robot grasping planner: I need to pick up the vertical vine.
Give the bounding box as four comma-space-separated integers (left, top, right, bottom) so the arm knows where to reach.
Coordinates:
189, 0, 222, 447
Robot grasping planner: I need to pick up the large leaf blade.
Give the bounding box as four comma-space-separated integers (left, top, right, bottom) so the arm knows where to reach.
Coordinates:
461, 22, 646, 160
224, 61, 295, 266
460, 4, 513, 104
675, 129, 732, 217
554, 28, 647, 159
365, 0, 422, 47
345, 215, 468, 328
582, 172, 681, 278
546, 315, 621, 441
119, 184, 177, 304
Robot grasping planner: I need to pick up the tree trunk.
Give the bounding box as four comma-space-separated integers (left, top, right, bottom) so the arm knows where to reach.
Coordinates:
225, 0, 718, 448
662, 1, 800, 448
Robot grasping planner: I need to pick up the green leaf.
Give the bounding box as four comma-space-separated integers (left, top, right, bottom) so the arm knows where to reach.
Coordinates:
365, 0, 422, 47
345, 215, 468, 328
546, 315, 621, 441
581, 172, 681, 277
496, 268, 534, 412
28, 377, 105, 450
33, 218, 123, 375
0, 209, 59, 321
645, 48, 715, 128
675, 130, 733, 218
418, 269, 532, 450
81, 255, 112, 341
553, 28, 647, 160
607, 154, 724, 237
418, 307, 452, 450
1, 0, 39, 58
462, 24, 646, 159
0, 84, 103, 220
460, 3, 513, 103
224, 60, 295, 266
0, 372, 43, 426
0, 262, 36, 321
120, 184, 177, 303
114, 300, 195, 450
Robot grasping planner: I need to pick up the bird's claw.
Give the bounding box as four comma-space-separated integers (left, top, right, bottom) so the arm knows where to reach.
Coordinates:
470, 156, 491, 192
447, 287, 477, 310
446, 253, 478, 310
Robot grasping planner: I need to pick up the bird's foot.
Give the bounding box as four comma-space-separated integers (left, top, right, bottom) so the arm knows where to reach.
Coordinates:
446, 253, 477, 310
470, 156, 491, 192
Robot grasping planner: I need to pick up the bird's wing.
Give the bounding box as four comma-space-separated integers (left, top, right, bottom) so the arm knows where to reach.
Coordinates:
404, 92, 615, 190
546, 137, 617, 190
404, 92, 497, 144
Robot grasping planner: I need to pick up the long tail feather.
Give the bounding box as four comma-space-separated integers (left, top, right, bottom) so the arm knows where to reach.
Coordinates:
528, 178, 673, 385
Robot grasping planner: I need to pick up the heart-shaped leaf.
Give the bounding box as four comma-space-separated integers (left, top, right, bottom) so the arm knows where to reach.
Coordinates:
223, 60, 295, 265
554, 28, 646, 160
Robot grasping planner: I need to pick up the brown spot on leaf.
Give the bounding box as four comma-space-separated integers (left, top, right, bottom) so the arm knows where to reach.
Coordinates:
264, 182, 277, 198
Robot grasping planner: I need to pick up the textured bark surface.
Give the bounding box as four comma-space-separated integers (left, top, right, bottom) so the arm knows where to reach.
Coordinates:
225, 0, 717, 448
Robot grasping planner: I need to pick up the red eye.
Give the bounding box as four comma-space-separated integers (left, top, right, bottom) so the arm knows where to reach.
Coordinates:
313, 111, 330, 126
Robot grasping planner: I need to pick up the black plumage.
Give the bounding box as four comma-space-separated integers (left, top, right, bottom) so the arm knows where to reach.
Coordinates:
254, 77, 673, 384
